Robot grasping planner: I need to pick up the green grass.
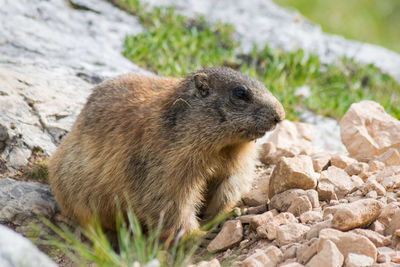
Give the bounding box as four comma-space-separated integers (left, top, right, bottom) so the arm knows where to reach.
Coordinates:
119, 0, 400, 120
274, 0, 400, 53
42, 209, 225, 267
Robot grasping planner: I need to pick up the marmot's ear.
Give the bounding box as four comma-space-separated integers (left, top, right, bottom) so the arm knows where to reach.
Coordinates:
194, 73, 209, 97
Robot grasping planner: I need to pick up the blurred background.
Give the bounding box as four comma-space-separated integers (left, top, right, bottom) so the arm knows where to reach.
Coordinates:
274, 0, 400, 53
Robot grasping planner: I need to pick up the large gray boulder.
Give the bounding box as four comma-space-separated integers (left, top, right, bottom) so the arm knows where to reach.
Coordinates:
0, 224, 57, 267
0, 178, 57, 226
0, 0, 147, 170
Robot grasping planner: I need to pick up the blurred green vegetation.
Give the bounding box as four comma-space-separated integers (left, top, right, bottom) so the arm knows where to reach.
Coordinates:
119, 0, 400, 120
274, 0, 400, 53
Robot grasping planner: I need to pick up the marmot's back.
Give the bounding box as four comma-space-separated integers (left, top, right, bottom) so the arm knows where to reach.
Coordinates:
48, 67, 285, 235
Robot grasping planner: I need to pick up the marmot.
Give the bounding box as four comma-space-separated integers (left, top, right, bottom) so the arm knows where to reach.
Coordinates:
48, 67, 285, 236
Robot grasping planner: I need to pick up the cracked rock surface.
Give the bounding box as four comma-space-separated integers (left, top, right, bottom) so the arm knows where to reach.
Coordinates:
0, 178, 57, 226
0, 0, 147, 171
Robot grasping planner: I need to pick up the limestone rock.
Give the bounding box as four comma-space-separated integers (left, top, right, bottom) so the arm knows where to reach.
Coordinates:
207, 220, 243, 252
276, 223, 310, 246
345, 162, 369, 176
361, 180, 386, 196
374, 148, 400, 167
318, 228, 377, 261
344, 253, 374, 267
306, 216, 333, 240
269, 189, 307, 212
305, 190, 320, 208
267, 120, 314, 156
351, 229, 391, 247
269, 155, 318, 198
256, 212, 298, 240
242, 249, 274, 267
0, 0, 146, 170
323, 199, 383, 231
287, 196, 312, 217
385, 209, 400, 236
317, 181, 337, 201
369, 160, 385, 172
311, 152, 331, 173
242, 172, 270, 206
296, 238, 317, 264
331, 154, 357, 169
191, 259, 220, 267
249, 211, 275, 230
306, 239, 343, 267
265, 246, 283, 265
319, 166, 358, 199
300, 211, 323, 224
0, 224, 57, 267
0, 178, 57, 226
340, 101, 400, 161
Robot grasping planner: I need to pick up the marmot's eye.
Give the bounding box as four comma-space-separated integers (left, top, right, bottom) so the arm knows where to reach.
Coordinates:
233, 85, 250, 101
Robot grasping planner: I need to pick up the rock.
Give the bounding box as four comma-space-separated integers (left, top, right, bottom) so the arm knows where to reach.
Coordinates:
323, 199, 383, 231
345, 253, 374, 267
311, 152, 331, 173
279, 263, 304, 267
245, 204, 268, 215
369, 160, 385, 172
318, 228, 377, 261
377, 247, 396, 264
319, 166, 358, 199
297, 238, 317, 264
192, 259, 220, 267
242, 249, 274, 267
0, 224, 57, 267
238, 215, 256, 224
365, 190, 378, 199
0, 178, 57, 226
207, 220, 243, 252
261, 150, 296, 166
242, 173, 270, 206
340, 101, 400, 161
256, 212, 298, 240
331, 154, 357, 169
249, 211, 275, 230
351, 229, 391, 247
306, 239, 343, 267
276, 223, 310, 246
269, 189, 307, 212
300, 211, 323, 224
345, 162, 369, 176
0, 0, 146, 170
305, 190, 320, 208
287, 196, 313, 217
282, 243, 301, 261
385, 209, 400, 236
265, 246, 283, 265
380, 175, 400, 190
362, 180, 386, 196
267, 120, 314, 156
374, 148, 400, 167
269, 155, 318, 198
306, 216, 333, 240
317, 181, 337, 201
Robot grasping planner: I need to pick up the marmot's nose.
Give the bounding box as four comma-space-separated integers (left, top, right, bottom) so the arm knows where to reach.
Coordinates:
272, 99, 285, 123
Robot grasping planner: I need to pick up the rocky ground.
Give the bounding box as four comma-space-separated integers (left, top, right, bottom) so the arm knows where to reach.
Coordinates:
192, 100, 400, 267
1, 0, 400, 266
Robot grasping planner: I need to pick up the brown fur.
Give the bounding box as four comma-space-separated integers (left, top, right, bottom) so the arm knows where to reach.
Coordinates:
48, 67, 285, 236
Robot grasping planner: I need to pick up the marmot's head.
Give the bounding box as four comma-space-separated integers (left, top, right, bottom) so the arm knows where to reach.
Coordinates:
164, 67, 285, 146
